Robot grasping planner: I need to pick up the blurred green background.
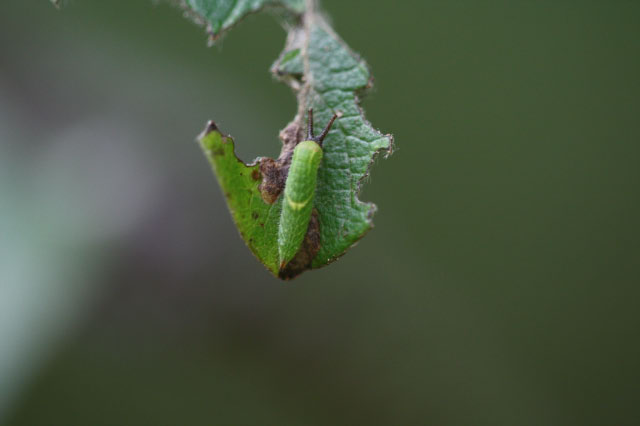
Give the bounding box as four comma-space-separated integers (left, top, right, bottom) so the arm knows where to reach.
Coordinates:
1, 1, 639, 425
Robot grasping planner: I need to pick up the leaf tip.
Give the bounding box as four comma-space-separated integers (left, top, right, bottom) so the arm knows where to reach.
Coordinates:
201, 120, 219, 137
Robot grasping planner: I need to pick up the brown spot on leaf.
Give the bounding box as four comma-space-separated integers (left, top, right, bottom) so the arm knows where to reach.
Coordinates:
258, 157, 286, 204
251, 212, 259, 220
251, 169, 261, 181
279, 209, 322, 280
256, 120, 306, 204
212, 147, 225, 156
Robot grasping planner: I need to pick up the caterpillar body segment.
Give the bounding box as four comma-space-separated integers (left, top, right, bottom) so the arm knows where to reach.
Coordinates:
278, 109, 338, 269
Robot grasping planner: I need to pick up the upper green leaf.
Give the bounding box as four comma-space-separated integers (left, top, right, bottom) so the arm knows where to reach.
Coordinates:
180, 0, 305, 41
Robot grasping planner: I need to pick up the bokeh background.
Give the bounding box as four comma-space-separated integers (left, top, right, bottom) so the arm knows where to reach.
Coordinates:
1, 1, 639, 425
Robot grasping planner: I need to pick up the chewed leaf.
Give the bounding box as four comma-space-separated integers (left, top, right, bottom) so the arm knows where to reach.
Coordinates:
302, 17, 393, 267
198, 123, 282, 275
189, 1, 393, 279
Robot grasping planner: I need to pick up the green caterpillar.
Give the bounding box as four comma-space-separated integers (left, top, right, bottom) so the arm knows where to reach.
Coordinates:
278, 109, 338, 269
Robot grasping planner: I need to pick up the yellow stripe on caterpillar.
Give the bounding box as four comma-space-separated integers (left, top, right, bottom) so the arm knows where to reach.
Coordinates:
286, 193, 313, 211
